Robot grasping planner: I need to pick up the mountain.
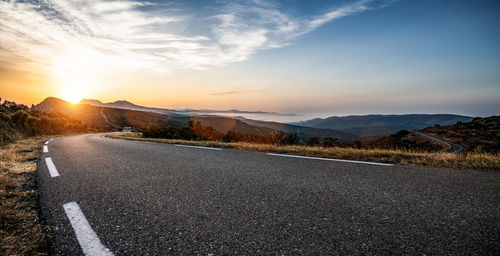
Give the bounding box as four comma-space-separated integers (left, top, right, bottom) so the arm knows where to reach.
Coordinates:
295, 114, 474, 137
36, 97, 177, 130
79, 99, 294, 116
235, 117, 357, 141
36, 97, 354, 141
36, 97, 74, 113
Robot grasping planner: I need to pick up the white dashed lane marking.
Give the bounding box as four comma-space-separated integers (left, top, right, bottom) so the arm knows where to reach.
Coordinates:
44, 157, 60, 177
63, 202, 114, 256
266, 153, 394, 166
174, 144, 223, 151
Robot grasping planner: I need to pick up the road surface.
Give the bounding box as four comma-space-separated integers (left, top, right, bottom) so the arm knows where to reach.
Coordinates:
37, 134, 500, 255
413, 131, 465, 153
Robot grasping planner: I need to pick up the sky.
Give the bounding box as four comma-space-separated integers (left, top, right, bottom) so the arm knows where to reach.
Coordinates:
1, 0, 499, 119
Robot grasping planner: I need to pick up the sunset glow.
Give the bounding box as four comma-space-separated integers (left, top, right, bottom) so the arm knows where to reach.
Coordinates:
60, 89, 84, 104
0, 0, 499, 117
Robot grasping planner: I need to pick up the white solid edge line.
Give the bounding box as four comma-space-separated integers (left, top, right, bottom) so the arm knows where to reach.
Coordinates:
44, 140, 49, 145
266, 153, 394, 166
63, 202, 114, 256
43, 146, 48, 153
174, 144, 223, 150
44, 157, 60, 177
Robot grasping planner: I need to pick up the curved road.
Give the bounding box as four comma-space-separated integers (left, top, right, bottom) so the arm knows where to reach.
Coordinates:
38, 134, 500, 255
413, 131, 465, 153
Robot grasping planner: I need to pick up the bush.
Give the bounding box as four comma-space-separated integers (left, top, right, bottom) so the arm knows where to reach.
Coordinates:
0, 99, 90, 146
306, 137, 320, 146
142, 122, 197, 140
322, 137, 339, 147
142, 121, 304, 146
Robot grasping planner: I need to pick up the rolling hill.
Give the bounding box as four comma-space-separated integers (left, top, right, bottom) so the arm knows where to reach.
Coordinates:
36, 97, 177, 130
295, 114, 474, 137
79, 99, 295, 116
421, 116, 500, 153
36, 97, 355, 141
235, 117, 357, 141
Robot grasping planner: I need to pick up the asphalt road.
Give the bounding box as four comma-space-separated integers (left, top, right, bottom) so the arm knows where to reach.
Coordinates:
413, 131, 465, 153
38, 134, 500, 255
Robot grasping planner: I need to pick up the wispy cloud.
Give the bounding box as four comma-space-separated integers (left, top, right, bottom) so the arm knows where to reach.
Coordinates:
0, 0, 396, 77
210, 90, 245, 96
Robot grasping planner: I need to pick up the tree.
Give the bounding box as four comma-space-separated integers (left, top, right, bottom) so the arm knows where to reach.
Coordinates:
11, 110, 29, 132
271, 130, 285, 145
306, 137, 320, 146
282, 132, 300, 145
322, 137, 339, 147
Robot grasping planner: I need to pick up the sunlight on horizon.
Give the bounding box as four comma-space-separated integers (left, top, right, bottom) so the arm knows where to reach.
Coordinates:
0, 0, 499, 117
49, 49, 103, 104
60, 88, 85, 104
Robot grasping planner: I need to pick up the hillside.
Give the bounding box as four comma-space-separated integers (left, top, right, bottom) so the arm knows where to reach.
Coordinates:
35, 97, 112, 130
36, 97, 354, 141
360, 116, 500, 153
36, 98, 284, 136
36, 97, 176, 130
421, 116, 500, 153
237, 117, 357, 141
296, 114, 473, 137
362, 130, 448, 152
191, 116, 276, 136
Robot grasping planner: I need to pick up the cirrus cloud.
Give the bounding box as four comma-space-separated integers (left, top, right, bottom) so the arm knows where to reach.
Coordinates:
0, 0, 396, 76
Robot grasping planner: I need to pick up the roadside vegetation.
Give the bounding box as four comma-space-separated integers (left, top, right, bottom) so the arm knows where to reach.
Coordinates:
110, 132, 500, 172
1, 98, 93, 146
141, 120, 459, 153
142, 121, 302, 145
0, 136, 51, 255
1, 98, 95, 255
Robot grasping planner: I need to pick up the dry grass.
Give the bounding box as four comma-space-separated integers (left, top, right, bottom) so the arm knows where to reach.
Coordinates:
110, 132, 500, 172
0, 136, 52, 255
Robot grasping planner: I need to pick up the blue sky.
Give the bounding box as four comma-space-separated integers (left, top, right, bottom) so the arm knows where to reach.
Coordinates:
0, 0, 499, 118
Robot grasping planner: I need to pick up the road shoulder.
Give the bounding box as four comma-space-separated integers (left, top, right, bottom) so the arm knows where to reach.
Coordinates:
0, 136, 53, 255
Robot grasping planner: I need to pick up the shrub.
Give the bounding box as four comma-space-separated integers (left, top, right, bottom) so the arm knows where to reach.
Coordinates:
0, 99, 90, 146
322, 137, 339, 147
306, 137, 320, 146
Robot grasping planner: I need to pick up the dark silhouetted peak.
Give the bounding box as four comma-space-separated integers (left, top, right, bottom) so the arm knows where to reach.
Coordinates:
35, 97, 72, 112
109, 100, 141, 108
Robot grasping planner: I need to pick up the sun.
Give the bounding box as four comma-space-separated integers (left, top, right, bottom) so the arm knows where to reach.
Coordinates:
50, 49, 100, 105
63, 93, 83, 104
61, 88, 85, 104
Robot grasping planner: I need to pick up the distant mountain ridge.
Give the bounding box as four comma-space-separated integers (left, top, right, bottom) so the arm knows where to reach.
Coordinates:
234, 116, 357, 141
80, 99, 147, 110
36, 97, 354, 141
79, 99, 295, 116
295, 114, 474, 137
